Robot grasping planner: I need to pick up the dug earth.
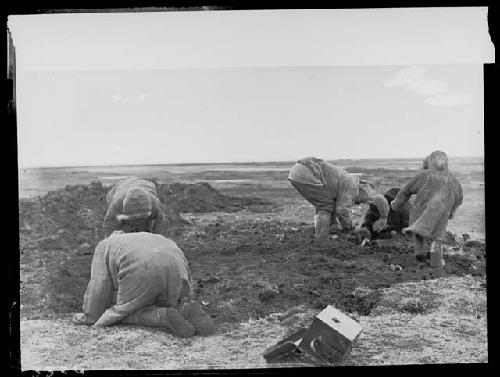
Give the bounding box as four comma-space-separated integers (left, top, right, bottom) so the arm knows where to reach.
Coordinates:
19, 180, 486, 368
20, 180, 485, 325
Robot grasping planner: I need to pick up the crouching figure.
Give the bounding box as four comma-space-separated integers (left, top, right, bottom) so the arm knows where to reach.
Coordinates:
288, 157, 375, 238
355, 188, 410, 243
72, 231, 215, 338
390, 151, 463, 268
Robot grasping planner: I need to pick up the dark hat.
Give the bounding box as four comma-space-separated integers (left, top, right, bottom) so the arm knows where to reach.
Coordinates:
383, 188, 401, 202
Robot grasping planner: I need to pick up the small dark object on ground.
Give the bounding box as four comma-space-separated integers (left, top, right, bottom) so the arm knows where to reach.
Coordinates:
263, 327, 317, 365
258, 290, 277, 302
416, 252, 431, 262
263, 305, 363, 366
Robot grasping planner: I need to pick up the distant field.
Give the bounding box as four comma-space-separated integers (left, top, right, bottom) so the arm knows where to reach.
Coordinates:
18, 157, 483, 196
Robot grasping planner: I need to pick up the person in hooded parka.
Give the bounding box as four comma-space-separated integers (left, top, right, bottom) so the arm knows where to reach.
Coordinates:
72, 231, 215, 338
391, 150, 463, 267
288, 157, 376, 238
103, 177, 164, 236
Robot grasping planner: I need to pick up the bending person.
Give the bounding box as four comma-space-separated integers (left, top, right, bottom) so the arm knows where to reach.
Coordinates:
288, 157, 375, 238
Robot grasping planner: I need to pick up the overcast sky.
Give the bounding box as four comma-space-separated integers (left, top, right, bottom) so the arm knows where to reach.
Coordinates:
9, 8, 493, 168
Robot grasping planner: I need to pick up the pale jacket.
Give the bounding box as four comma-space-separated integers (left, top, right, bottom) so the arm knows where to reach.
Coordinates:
392, 166, 463, 240
83, 231, 192, 327
289, 157, 359, 228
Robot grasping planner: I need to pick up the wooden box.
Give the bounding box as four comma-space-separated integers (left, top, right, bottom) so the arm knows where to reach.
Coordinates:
298, 305, 363, 364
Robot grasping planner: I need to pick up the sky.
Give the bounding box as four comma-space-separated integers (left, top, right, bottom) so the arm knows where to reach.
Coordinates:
8, 8, 494, 168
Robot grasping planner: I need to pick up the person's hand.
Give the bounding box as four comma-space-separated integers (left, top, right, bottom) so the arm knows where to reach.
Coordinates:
355, 227, 371, 245
390, 230, 397, 238
329, 223, 342, 234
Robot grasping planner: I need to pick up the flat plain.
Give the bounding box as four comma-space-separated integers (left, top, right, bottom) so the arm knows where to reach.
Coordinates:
18, 157, 487, 369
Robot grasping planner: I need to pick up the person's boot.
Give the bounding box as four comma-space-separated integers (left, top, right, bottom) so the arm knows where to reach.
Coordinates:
121, 306, 195, 338
164, 308, 196, 338
178, 301, 216, 336
121, 306, 165, 327
429, 241, 445, 268
329, 214, 340, 234
413, 234, 430, 262
314, 212, 331, 239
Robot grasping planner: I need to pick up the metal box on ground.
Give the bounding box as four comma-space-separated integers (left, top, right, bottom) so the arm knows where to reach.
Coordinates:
263, 305, 363, 366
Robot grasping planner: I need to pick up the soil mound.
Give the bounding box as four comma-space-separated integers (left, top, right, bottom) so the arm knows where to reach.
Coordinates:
158, 182, 270, 213
19, 181, 187, 258
19, 181, 273, 317
20, 181, 108, 260
19, 181, 261, 260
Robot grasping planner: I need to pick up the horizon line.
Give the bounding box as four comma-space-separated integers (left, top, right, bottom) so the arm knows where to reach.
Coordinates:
18, 155, 484, 170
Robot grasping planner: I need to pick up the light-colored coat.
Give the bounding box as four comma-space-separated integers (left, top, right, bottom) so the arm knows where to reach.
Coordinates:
83, 231, 192, 327
391, 164, 463, 240
289, 157, 359, 228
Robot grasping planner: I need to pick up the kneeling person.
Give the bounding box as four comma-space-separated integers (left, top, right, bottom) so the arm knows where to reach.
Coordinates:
288, 157, 375, 238
73, 231, 214, 338
356, 188, 410, 243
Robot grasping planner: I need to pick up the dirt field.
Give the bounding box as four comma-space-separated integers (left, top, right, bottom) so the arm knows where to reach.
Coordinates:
18, 159, 487, 370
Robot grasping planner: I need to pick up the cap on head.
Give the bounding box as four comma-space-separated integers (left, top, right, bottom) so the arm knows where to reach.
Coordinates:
428, 150, 448, 171
356, 180, 376, 204
118, 187, 153, 221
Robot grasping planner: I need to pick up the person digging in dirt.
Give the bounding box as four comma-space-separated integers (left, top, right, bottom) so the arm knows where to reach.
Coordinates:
288, 157, 376, 238
390, 150, 463, 268
355, 187, 410, 244
103, 177, 164, 236
72, 231, 215, 338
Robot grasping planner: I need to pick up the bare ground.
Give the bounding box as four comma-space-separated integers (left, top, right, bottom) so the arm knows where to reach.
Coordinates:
18, 164, 487, 370
21, 275, 487, 370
